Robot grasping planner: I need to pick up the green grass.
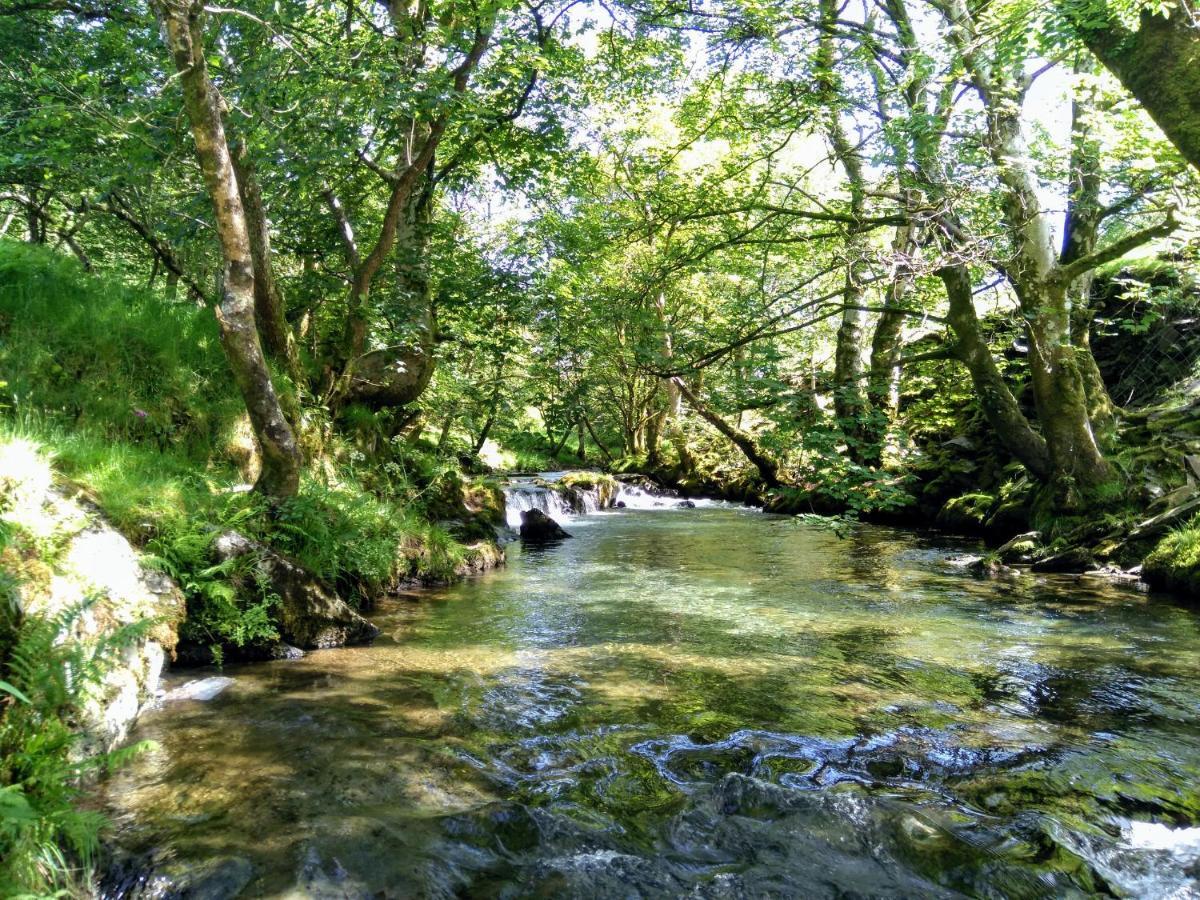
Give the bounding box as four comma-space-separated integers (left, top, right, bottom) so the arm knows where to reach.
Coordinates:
0, 240, 472, 656
0, 240, 246, 454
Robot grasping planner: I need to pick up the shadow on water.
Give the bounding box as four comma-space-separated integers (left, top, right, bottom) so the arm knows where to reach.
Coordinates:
98, 508, 1200, 898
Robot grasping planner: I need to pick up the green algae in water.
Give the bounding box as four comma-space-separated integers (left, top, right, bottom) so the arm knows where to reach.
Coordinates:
99, 508, 1200, 898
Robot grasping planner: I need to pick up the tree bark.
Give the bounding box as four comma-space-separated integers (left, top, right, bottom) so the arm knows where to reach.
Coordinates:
865, 219, 917, 465
1060, 64, 1118, 428
1063, 0, 1200, 174
231, 142, 302, 385
672, 377, 780, 488
154, 0, 300, 499
940, 266, 1052, 480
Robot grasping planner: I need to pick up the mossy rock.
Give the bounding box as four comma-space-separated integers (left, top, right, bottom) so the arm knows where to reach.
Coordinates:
935, 493, 996, 535
1142, 520, 1200, 598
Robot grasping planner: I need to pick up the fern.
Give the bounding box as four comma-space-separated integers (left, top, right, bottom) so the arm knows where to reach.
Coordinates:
0, 596, 155, 896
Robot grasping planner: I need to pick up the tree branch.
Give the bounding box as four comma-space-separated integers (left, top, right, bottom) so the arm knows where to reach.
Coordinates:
1054, 211, 1177, 284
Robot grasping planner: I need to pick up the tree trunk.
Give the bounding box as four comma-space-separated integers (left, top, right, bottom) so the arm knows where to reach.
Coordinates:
865, 221, 916, 465
472, 354, 505, 454
818, 0, 871, 464
1024, 284, 1113, 495
155, 0, 300, 499
231, 142, 302, 384
576, 418, 586, 461
1064, 0, 1200, 174
940, 266, 1052, 480
672, 377, 780, 488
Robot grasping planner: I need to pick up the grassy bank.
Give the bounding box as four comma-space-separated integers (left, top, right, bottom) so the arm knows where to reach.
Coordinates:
0, 241, 487, 658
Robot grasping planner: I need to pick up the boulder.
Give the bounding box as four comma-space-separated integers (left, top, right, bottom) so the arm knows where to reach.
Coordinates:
1030, 546, 1097, 574
342, 345, 433, 411
935, 493, 995, 535
996, 531, 1041, 564
519, 509, 571, 543
212, 532, 379, 649
677, 499, 697, 509
0, 440, 186, 752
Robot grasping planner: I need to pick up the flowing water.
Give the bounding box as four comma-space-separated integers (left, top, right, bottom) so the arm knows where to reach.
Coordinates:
99, 500, 1200, 899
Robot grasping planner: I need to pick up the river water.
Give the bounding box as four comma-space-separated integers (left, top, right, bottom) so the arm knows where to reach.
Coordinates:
99, 504, 1200, 898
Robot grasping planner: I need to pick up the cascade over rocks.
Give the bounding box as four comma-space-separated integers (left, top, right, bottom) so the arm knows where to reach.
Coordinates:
211, 531, 379, 650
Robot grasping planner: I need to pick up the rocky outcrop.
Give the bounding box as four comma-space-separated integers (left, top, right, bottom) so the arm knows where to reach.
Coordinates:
212, 531, 379, 649
519, 509, 571, 543
0, 439, 185, 752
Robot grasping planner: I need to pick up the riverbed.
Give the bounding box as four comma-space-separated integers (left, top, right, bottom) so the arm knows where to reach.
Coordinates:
98, 504, 1200, 898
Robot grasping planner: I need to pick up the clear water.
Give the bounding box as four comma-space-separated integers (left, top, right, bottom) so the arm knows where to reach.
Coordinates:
99, 507, 1200, 898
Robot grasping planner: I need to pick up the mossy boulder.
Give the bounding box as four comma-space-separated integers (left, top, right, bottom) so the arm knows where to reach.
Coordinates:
1142, 519, 1200, 597
935, 493, 996, 535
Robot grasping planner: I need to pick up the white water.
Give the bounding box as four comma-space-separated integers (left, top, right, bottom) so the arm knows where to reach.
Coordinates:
501, 473, 748, 529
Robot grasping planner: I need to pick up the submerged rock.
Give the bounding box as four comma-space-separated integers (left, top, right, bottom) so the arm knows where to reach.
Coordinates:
1031, 547, 1097, 574
967, 555, 1022, 579
212, 531, 379, 650
519, 509, 571, 543
678, 500, 697, 509
163, 676, 234, 703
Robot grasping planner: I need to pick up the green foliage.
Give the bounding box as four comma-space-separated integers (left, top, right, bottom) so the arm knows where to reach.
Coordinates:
0, 572, 154, 896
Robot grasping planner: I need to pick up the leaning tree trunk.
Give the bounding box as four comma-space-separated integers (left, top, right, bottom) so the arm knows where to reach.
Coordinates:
1063, 0, 1200, 175
155, 0, 300, 498
940, 266, 1052, 480
231, 142, 302, 385
672, 377, 780, 488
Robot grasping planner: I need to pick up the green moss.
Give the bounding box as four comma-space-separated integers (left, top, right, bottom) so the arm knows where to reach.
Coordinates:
1143, 516, 1200, 597
935, 493, 995, 533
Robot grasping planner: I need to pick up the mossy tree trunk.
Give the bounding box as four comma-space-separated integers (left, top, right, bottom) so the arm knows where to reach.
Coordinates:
154, 0, 301, 499
1063, 0, 1200, 174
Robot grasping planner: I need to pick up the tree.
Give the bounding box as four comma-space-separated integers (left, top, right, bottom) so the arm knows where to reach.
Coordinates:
153, 0, 301, 497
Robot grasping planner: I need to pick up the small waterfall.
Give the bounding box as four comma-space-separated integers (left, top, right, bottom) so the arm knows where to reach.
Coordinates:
613, 483, 672, 509
502, 473, 741, 531
503, 483, 572, 529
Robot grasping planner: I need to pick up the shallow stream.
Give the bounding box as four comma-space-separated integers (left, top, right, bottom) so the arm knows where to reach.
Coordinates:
99, 503, 1200, 898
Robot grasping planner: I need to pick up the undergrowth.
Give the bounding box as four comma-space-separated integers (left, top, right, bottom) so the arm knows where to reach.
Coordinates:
0, 241, 473, 656
0, 528, 154, 896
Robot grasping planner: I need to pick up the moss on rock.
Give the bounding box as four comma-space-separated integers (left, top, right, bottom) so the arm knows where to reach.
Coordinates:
1143, 518, 1200, 597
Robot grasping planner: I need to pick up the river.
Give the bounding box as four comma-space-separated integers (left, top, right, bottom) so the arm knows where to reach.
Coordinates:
98, 498, 1200, 898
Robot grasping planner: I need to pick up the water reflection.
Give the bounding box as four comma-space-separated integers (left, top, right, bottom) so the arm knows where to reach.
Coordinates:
99, 508, 1200, 898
